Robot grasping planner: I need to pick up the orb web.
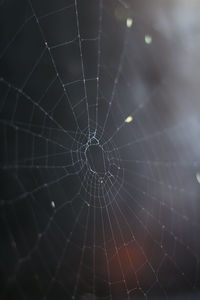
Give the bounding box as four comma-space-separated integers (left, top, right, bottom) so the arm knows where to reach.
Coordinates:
0, 0, 200, 300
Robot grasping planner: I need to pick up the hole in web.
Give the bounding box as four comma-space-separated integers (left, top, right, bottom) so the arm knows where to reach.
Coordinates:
85, 142, 108, 174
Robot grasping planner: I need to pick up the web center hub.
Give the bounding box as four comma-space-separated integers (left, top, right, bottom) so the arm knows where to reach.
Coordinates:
85, 140, 108, 174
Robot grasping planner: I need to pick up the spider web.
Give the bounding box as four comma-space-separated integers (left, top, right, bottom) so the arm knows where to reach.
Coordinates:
0, 0, 200, 299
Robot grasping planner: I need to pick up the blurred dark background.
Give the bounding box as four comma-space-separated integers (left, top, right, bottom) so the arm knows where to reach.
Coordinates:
0, 0, 200, 299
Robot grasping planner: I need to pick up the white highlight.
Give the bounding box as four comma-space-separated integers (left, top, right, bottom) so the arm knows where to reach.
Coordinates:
145, 34, 152, 44
196, 172, 200, 184
125, 116, 133, 123
126, 18, 133, 28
